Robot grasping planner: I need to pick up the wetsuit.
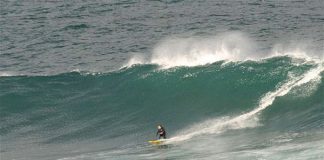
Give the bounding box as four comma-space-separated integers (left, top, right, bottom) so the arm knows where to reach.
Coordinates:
157, 127, 166, 139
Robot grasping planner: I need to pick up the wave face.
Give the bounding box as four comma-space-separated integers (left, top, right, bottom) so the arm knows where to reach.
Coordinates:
2, 0, 324, 159
1, 56, 323, 160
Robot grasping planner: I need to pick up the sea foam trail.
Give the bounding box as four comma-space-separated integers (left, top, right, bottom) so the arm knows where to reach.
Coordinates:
168, 63, 324, 143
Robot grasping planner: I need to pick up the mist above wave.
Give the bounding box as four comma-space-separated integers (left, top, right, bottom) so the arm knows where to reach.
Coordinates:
125, 31, 323, 68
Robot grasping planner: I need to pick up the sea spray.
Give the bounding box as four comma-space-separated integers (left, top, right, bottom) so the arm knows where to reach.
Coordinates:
125, 32, 258, 68
125, 32, 323, 69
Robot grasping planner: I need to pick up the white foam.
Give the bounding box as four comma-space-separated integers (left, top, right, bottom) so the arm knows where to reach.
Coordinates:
124, 54, 148, 67
70, 69, 102, 76
0, 71, 18, 77
167, 63, 324, 143
125, 32, 259, 68
123, 31, 324, 69
271, 43, 324, 62
124, 32, 323, 68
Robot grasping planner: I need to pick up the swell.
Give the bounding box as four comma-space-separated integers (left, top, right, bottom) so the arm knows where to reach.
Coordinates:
0, 57, 323, 146
169, 62, 323, 142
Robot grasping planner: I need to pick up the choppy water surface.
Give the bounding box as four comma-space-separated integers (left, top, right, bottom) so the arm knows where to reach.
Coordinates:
1, 0, 324, 160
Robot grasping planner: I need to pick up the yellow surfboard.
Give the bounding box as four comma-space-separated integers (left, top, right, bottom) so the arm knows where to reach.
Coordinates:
148, 139, 164, 145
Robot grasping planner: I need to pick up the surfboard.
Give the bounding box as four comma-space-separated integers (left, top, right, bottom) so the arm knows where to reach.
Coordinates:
148, 139, 165, 145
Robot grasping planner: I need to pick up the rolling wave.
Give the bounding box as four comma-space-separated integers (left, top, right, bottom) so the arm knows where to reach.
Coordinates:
1, 56, 323, 160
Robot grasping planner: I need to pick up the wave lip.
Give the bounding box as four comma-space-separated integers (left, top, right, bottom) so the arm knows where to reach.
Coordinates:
125, 32, 257, 68
151, 32, 256, 67
125, 32, 323, 69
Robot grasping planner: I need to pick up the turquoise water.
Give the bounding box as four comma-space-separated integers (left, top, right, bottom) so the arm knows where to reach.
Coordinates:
1, 0, 324, 160
1, 58, 323, 159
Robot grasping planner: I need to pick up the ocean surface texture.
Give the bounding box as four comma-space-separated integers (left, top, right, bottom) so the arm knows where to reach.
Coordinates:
1, 0, 324, 160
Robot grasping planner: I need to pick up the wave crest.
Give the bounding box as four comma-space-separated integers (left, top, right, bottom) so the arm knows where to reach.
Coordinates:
126, 32, 257, 68
125, 32, 323, 68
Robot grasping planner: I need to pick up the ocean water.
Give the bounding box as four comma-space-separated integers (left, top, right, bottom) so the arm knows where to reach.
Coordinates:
1, 0, 324, 160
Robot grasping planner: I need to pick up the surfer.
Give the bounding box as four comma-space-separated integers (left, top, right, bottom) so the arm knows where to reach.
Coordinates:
156, 125, 166, 139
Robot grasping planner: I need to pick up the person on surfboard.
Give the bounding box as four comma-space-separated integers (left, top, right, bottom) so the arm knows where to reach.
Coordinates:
156, 125, 166, 139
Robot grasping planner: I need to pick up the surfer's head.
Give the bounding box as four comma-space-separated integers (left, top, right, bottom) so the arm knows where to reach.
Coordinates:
157, 125, 162, 129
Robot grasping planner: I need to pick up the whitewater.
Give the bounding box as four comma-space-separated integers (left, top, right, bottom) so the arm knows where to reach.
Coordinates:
169, 62, 323, 143
123, 31, 324, 145
2, 49, 323, 160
